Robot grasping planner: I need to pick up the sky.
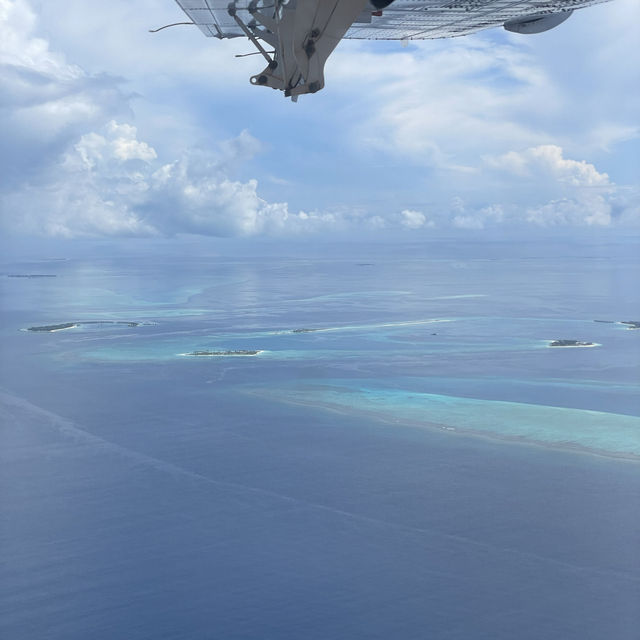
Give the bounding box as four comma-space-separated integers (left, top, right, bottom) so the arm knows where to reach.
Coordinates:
0, 0, 639, 245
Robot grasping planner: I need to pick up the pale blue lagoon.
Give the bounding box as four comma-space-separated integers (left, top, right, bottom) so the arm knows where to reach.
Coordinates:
1, 238, 639, 639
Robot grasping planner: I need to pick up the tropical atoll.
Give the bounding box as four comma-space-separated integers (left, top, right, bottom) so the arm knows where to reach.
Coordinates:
26, 321, 141, 332
27, 323, 77, 332
549, 339, 596, 347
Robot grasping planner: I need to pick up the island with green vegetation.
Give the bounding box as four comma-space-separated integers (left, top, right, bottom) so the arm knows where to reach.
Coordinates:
27, 322, 78, 332
26, 320, 141, 332
184, 350, 262, 356
549, 339, 596, 347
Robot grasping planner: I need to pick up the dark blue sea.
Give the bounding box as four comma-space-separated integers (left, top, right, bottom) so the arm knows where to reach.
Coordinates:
1, 237, 639, 639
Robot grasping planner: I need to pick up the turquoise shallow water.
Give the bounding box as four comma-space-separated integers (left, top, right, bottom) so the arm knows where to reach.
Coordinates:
8, 252, 637, 456
1, 242, 640, 639
254, 383, 640, 457
62, 306, 639, 457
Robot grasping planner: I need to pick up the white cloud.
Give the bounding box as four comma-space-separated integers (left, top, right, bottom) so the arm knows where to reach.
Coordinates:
74, 122, 157, 168
526, 194, 612, 227
449, 201, 505, 230
1, 120, 390, 238
331, 38, 558, 168
0, 2, 338, 239
486, 145, 611, 187
327, 0, 639, 195
3, 122, 277, 237
475, 144, 640, 228
108, 123, 157, 162
0, 0, 129, 186
1, 0, 638, 238
0, 0, 69, 77
31, 0, 254, 85
584, 124, 640, 154
400, 209, 433, 229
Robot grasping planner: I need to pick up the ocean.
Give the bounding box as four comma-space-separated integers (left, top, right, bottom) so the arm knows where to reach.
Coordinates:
1, 236, 639, 639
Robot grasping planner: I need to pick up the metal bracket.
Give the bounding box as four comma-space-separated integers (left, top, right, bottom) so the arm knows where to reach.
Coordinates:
228, 3, 276, 69
227, 0, 367, 100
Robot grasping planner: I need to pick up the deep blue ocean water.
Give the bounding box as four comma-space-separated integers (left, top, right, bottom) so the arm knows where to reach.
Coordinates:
1, 238, 639, 639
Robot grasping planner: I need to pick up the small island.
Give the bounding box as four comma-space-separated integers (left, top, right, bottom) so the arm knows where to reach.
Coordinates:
549, 339, 596, 348
292, 328, 319, 333
183, 350, 262, 357
27, 322, 78, 332
26, 320, 141, 332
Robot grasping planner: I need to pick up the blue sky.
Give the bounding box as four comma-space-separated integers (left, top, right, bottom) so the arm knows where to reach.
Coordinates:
1, 0, 638, 242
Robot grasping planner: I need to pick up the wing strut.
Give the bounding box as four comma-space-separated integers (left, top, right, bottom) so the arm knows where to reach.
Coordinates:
227, 0, 367, 99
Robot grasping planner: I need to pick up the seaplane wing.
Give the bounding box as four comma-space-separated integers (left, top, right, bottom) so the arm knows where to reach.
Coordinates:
172, 0, 612, 98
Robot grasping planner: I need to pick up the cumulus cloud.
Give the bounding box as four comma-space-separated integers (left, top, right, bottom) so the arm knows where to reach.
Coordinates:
0, 1, 358, 238
0, 0, 130, 186
3, 120, 156, 237
331, 0, 639, 171
526, 194, 612, 227
449, 198, 505, 230
1, 0, 638, 238
525, 187, 640, 228
145, 141, 288, 237
400, 209, 434, 230
3, 122, 307, 237
322, 0, 639, 227
486, 145, 611, 187
2, 120, 392, 237
479, 144, 632, 228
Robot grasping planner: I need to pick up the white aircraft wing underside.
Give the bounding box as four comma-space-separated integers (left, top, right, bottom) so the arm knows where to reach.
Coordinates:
175, 0, 611, 40
172, 0, 613, 98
